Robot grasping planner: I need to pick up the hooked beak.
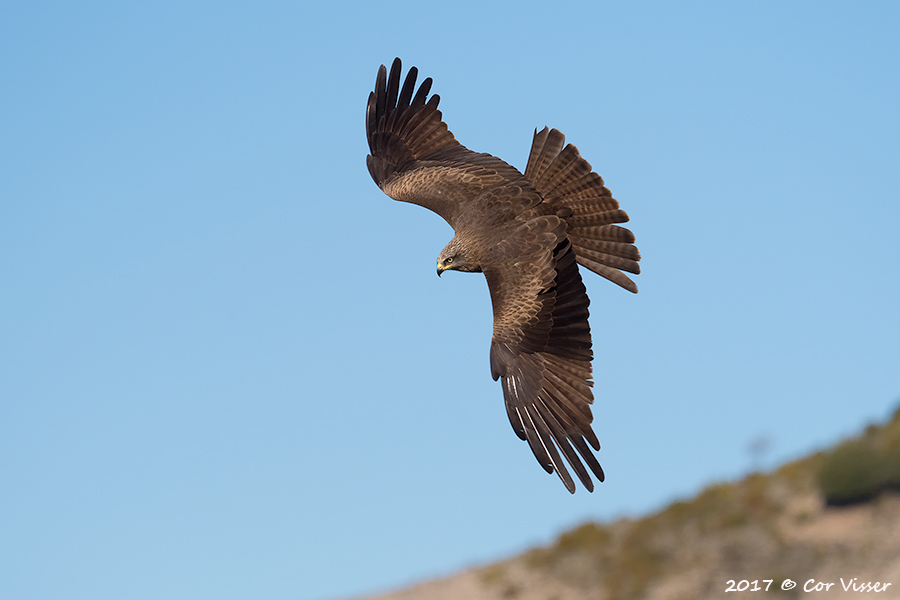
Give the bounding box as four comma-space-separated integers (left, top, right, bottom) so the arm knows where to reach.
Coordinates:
437, 264, 444, 277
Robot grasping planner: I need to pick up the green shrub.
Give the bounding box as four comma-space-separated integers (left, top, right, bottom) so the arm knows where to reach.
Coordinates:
880, 446, 900, 492
818, 440, 884, 506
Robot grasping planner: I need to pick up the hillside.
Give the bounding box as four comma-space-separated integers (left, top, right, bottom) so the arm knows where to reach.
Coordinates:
358, 406, 900, 600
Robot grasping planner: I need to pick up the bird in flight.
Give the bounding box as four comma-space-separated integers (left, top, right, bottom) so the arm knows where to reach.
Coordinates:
365, 58, 640, 493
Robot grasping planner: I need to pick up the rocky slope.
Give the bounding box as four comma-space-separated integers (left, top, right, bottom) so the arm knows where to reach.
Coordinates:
358, 408, 900, 600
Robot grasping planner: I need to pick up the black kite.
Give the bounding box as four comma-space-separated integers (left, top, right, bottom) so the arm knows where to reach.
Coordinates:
365, 58, 640, 493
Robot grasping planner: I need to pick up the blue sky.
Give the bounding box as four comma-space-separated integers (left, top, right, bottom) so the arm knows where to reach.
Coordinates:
2, 2, 898, 599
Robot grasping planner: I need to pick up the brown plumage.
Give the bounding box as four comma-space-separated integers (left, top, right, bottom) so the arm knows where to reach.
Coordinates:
366, 58, 640, 493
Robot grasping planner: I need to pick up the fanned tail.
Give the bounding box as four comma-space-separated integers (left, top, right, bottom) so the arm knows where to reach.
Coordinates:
526, 127, 641, 293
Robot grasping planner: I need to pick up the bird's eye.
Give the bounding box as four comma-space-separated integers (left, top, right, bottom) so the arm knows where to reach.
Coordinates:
445, 257, 453, 264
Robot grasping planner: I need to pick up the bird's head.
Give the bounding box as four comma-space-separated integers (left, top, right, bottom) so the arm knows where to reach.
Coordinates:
436, 239, 477, 276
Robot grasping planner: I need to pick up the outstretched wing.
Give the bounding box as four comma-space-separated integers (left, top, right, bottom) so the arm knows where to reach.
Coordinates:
484, 216, 604, 493
366, 58, 528, 228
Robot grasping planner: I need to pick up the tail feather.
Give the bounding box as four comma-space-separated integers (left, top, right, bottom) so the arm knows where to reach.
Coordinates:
535, 145, 593, 192
569, 237, 640, 263
567, 211, 632, 228
544, 173, 610, 202
578, 258, 639, 294
525, 127, 566, 182
525, 127, 641, 293
571, 224, 636, 244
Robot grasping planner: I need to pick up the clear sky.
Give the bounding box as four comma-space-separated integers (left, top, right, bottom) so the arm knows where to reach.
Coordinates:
2, 2, 898, 599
